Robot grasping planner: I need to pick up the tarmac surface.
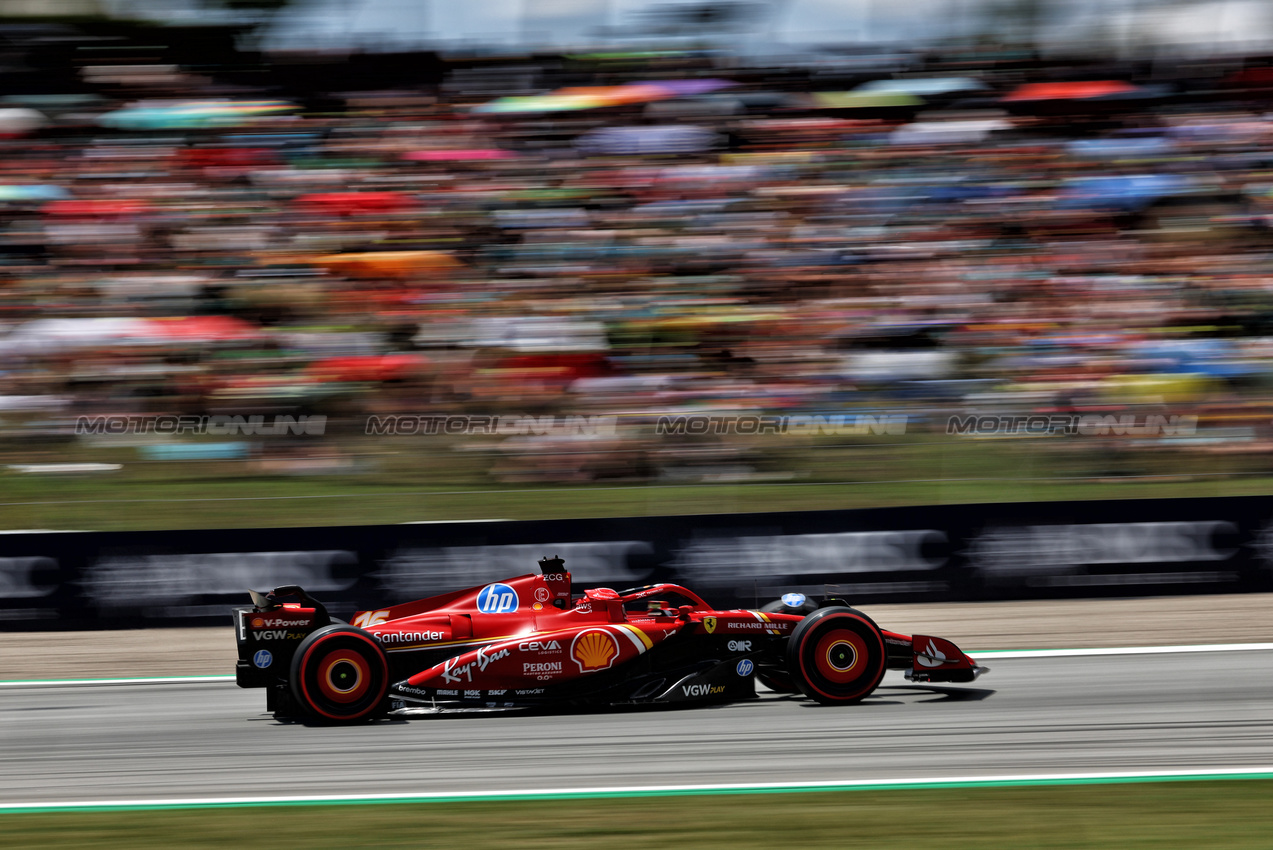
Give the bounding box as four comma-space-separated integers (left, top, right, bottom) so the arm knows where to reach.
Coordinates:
2, 649, 1270, 804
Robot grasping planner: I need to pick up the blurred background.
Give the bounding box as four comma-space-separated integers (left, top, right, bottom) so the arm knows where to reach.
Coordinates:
5, 0, 1273, 529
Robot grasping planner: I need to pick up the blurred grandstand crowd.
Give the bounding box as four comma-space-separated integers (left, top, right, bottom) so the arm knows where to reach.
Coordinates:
4, 28, 1273, 483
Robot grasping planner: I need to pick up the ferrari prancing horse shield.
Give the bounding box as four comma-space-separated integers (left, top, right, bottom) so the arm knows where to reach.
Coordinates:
704, 616, 716, 634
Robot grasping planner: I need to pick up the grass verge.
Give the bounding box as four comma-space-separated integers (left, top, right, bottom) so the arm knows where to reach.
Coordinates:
4, 781, 1273, 848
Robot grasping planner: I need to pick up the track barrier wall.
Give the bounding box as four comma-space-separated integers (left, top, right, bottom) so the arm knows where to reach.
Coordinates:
2, 495, 1272, 629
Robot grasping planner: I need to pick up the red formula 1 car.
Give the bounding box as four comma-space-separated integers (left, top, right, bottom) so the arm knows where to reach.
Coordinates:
233, 557, 987, 722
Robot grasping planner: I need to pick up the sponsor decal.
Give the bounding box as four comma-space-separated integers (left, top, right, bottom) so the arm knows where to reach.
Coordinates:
533, 603, 543, 611
545, 572, 569, 583
571, 629, 620, 673
397, 685, 435, 697
916, 639, 947, 668
464, 690, 481, 698
252, 649, 272, 669
518, 639, 562, 653
724, 620, 790, 632
683, 683, 726, 697
435, 689, 458, 696
966, 521, 1238, 577
488, 689, 506, 696
375, 630, 446, 645
476, 645, 510, 671
352, 610, 390, 628
255, 616, 312, 628
0, 556, 57, 599
476, 583, 519, 614
523, 661, 563, 678
736, 659, 754, 676
727, 640, 752, 652
534, 586, 551, 603
251, 629, 305, 641
574, 600, 592, 613
703, 616, 717, 634
441, 656, 475, 684
513, 688, 545, 696
670, 531, 947, 587
781, 592, 807, 607
85, 550, 358, 611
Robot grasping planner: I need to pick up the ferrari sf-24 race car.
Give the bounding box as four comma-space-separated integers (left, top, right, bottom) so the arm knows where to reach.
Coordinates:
233, 557, 987, 722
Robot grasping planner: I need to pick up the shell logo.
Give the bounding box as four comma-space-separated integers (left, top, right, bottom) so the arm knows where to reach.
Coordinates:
571, 629, 620, 673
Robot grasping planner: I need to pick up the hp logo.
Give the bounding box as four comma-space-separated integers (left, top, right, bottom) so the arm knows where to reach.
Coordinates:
253, 649, 272, 669
736, 659, 754, 677
476, 583, 519, 614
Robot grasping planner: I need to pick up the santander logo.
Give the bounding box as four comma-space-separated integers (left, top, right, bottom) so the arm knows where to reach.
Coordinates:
916, 639, 948, 668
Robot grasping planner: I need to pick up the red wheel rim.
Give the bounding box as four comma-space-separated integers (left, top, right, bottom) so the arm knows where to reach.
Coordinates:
813, 629, 867, 684
316, 649, 371, 703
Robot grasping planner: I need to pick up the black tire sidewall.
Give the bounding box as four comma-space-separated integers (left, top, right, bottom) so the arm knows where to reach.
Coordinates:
786, 606, 886, 705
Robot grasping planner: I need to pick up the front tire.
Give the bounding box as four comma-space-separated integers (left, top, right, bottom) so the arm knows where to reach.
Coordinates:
290, 625, 389, 723
786, 607, 886, 705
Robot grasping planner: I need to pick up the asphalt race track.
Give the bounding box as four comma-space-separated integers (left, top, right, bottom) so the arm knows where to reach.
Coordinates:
3, 650, 1272, 805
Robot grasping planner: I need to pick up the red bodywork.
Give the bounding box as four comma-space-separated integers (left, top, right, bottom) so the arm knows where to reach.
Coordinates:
235, 562, 986, 719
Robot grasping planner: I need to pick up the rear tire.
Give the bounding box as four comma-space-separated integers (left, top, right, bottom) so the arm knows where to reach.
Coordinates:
786, 607, 886, 705
290, 625, 389, 723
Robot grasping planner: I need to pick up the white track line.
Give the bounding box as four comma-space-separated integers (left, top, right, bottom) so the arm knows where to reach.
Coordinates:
970, 642, 1273, 659
4, 767, 1273, 811
0, 675, 234, 688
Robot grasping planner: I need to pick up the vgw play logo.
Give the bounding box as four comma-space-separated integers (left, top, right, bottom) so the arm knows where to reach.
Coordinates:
476, 583, 519, 613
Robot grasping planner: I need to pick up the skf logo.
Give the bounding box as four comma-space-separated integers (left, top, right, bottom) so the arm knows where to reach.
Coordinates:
703, 616, 717, 634
571, 629, 620, 672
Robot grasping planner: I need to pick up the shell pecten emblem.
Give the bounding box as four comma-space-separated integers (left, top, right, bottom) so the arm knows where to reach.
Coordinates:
571, 629, 620, 672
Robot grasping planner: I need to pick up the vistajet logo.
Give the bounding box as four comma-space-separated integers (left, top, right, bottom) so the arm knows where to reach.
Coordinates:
654, 414, 907, 436
365, 414, 617, 437
76, 415, 326, 436
947, 414, 1197, 437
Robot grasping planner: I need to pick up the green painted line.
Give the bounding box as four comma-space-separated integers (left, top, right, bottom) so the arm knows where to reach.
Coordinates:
4, 769, 1273, 813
